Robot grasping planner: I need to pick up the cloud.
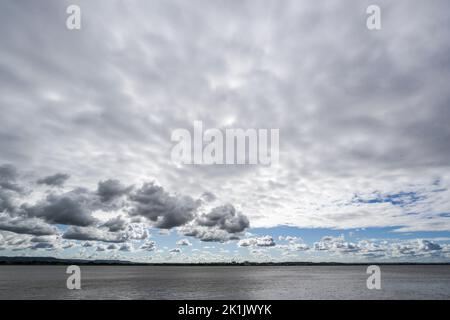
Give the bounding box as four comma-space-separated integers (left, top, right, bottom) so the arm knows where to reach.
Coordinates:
62, 242, 75, 249
176, 238, 192, 246
277, 236, 310, 252
0, 213, 59, 236
30, 242, 55, 250
169, 248, 181, 253
129, 182, 200, 229
124, 223, 150, 240
0, 164, 249, 254
283, 243, 310, 252
0, 164, 22, 213
101, 216, 127, 232
30, 235, 56, 243
278, 236, 303, 243
310, 236, 447, 260
0, 1, 449, 236
0, 188, 16, 214
179, 204, 250, 242
180, 225, 240, 242
0, 1, 450, 262
418, 239, 442, 252
238, 235, 276, 247
201, 192, 217, 203
62, 226, 128, 243
21, 188, 98, 227
107, 243, 119, 250
140, 240, 156, 251
0, 165, 17, 182
197, 204, 249, 234
119, 243, 133, 252
390, 239, 444, 258
97, 179, 132, 203
314, 235, 359, 253
36, 173, 70, 187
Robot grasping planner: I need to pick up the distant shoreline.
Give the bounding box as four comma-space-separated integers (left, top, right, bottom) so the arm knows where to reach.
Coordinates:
1, 256, 449, 266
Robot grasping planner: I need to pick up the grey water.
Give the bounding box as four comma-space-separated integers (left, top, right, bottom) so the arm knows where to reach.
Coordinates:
0, 265, 449, 299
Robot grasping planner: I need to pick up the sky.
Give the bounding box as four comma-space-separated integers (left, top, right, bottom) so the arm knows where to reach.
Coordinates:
1, 0, 450, 263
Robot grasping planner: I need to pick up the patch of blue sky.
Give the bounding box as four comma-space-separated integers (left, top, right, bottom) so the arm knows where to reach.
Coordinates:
352, 191, 425, 207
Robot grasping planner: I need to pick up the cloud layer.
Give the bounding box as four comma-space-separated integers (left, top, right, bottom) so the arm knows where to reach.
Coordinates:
0, 1, 450, 261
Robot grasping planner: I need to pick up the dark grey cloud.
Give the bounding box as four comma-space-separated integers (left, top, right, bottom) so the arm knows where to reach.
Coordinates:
197, 204, 249, 233
129, 182, 200, 229
179, 205, 250, 242
119, 243, 132, 251
30, 242, 55, 250
124, 223, 149, 240
30, 235, 55, 243
97, 179, 132, 203
62, 226, 128, 243
0, 215, 59, 236
201, 192, 217, 203
0, 164, 18, 182
0, 164, 22, 213
0, 188, 16, 214
101, 216, 127, 232
37, 173, 70, 187
107, 243, 119, 250
180, 225, 241, 242
21, 188, 98, 226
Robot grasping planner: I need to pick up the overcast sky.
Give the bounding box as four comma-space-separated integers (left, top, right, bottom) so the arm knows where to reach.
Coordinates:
1, 0, 450, 262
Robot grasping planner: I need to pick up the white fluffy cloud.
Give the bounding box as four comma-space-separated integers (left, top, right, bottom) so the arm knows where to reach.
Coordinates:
140, 240, 156, 251
312, 235, 449, 260
176, 239, 192, 246
238, 235, 276, 247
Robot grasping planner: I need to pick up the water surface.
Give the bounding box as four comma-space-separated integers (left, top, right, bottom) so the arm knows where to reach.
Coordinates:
0, 265, 449, 299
